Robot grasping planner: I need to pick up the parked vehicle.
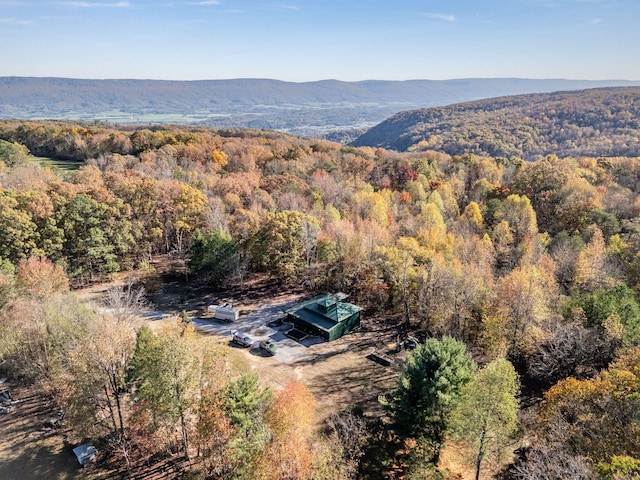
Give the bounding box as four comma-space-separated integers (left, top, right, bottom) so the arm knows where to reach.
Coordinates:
259, 339, 278, 356
404, 336, 420, 350
231, 330, 253, 347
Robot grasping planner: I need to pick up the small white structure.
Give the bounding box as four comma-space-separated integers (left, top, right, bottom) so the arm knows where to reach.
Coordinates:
207, 303, 239, 322
73, 443, 97, 467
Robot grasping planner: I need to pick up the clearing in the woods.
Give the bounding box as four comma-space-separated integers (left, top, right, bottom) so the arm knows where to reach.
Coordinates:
1, 264, 409, 479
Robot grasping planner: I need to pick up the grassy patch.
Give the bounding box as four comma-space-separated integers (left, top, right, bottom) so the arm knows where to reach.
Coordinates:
37, 157, 83, 171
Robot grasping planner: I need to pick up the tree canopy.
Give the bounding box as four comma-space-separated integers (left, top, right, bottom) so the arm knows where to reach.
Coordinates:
381, 336, 476, 461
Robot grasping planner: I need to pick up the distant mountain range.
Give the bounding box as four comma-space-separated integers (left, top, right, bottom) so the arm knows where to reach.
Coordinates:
1, 77, 639, 136
351, 87, 640, 160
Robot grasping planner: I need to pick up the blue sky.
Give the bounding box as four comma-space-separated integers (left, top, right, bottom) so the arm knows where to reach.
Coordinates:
1, 0, 638, 81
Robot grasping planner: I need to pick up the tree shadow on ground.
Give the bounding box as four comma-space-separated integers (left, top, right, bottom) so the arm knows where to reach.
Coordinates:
0, 384, 82, 480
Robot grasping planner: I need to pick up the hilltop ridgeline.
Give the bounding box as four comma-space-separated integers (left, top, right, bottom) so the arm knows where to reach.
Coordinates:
352, 87, 640, 160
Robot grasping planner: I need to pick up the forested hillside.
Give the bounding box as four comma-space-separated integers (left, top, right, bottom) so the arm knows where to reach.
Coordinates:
352, 87, 640, 160
2, 119, 640, 478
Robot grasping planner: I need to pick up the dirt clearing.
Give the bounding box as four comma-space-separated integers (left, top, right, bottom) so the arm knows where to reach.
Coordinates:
144, 268, 406, 421
141, 278, 405, 423
2, 265, 408, 478
0, 382, 84, 480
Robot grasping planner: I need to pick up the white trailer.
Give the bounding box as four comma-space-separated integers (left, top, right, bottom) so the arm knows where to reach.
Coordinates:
207, 303, 239, 322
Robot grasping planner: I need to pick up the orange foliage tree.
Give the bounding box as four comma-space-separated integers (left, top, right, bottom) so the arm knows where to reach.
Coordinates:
258, 382, 316, 480
15, 256, 69, 300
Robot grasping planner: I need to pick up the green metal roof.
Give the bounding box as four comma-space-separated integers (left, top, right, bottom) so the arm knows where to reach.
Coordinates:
286, 293, 362, 333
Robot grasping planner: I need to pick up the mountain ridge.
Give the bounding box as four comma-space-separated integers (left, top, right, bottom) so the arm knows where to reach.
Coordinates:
351, 86, 640, 160
2, 77, 640, 136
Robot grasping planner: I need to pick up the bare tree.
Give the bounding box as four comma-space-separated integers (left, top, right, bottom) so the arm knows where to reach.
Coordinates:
327, 411, 368, 461
62, 310, 138, 474
511, 446, 595, 480
527, 320, 616, 385
299, 219, 320, 268
102, 282, 149, 325
171, 228, 190, 282
322, 411, 369, 479
549, 238, 581, 293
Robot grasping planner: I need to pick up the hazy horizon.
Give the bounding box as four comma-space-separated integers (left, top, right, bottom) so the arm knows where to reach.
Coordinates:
1, 0, 639, 82
3, 75, 640, 83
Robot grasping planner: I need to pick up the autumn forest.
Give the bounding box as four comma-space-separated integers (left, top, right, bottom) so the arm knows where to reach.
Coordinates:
2, 99, 640, 480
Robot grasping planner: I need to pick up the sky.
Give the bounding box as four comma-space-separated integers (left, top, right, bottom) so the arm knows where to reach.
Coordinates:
0, 0, 639, 82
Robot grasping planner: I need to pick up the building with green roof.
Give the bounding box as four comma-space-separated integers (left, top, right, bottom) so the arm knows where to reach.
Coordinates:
285, 293, 362, 341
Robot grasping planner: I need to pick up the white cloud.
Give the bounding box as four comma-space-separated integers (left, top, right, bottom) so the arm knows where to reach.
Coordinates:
61, 1, 131, 7
422, 12, 455, 22
589, 17, 603, 25
190, 0, 220, 5
0, 17, 33, 25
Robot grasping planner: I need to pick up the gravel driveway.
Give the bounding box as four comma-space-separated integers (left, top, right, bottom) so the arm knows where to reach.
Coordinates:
192, 300, 324, 364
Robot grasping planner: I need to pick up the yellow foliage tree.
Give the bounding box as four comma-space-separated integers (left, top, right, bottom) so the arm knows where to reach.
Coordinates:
211, 149, 228, 166
573, 227, 619, 293
539, 347, 640, 466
